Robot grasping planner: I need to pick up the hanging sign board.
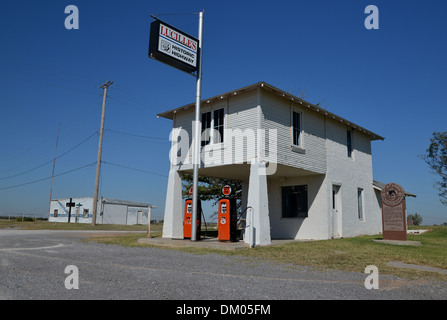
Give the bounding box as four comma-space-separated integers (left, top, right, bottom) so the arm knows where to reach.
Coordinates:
148, 18, 200, 75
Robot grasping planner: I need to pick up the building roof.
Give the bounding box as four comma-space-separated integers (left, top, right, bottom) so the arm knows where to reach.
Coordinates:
373, 180, 417, 198
52, 197, 151, 208
157, 81, 385, 141
101, 198, 150, 208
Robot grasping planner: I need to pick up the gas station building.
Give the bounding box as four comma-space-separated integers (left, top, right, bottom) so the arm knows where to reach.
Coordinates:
158, 82, 386, 246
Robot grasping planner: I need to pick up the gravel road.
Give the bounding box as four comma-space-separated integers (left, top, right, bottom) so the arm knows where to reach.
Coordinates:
1, 229, 446, 301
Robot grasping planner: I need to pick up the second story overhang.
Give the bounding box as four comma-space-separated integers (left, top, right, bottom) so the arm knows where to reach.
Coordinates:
157, 81, 385, 142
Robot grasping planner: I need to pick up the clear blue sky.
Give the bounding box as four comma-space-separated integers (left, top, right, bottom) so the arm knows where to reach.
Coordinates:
0, 0, 446, 224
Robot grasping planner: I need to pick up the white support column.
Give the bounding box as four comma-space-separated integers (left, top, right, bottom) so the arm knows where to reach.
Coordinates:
245, 158, 271, 246
162, 167, 183, 239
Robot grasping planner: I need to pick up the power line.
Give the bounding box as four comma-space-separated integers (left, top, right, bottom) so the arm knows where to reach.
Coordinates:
0, 130, 98, 180
0, 162, 97, 191
56, 130, 99, 160
104, 128, 167, 141
107, 95, 155, 115
151, 12, 201, 16
111, 85, 163, 110
102, 161, 168, 178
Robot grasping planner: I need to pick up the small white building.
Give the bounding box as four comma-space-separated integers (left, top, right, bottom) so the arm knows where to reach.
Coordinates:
158, 82, 396, 245
49, 197, 151, 225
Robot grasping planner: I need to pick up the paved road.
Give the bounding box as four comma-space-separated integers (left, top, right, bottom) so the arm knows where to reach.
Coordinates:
1, 229, 446, 301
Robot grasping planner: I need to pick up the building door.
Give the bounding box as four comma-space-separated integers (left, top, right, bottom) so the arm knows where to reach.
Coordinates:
137, 210, 143, 224
331, 185, 342, 238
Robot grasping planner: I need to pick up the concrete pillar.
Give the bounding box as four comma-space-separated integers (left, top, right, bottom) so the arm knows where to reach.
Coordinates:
162, 167, 183, 239
245, 158, 271, 246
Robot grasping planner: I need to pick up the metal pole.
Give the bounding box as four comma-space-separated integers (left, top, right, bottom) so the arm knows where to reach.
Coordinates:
191, 10, 204, 241
250, 207, 255, 248
92, 81, 113, 226
48, 123, 60, 219
147, 206, 151, 238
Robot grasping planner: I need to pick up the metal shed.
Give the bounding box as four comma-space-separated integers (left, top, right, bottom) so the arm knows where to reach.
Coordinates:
98, 198, 150, 225
49, 197, 151, 225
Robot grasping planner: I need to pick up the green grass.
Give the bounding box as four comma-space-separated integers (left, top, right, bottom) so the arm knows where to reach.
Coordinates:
2, 219, 446, 281
94, 225, 447, 281
0, 218, 149, 231
239, 228, 447, 280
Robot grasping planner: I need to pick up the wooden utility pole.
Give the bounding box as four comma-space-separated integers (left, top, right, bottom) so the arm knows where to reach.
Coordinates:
48, 123, 61, 219
92, 81, 113, 226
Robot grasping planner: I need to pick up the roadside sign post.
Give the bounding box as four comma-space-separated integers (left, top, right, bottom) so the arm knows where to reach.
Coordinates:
148, 10, 204, 241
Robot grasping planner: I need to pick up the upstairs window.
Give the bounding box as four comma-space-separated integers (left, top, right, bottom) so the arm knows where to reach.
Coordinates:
201, 112, 212, 146
201, 108, 224, 146
213, 108, 224, 144
347, 130, 353, 158
292, 111, 302, 147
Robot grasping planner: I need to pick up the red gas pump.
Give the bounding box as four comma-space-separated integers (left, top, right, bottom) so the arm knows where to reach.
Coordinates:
184, 198, 202, 240
218, 185, 238, 242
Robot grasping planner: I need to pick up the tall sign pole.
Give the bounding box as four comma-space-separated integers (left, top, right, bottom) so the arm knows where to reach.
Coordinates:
190, 10, 204, 241
92, 81, 113, 226
148, 11, 203, 241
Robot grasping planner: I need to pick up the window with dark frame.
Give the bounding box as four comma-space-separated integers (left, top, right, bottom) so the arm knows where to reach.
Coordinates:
281, 185, 308, 218
201, 108, 224, 146
347, 130, 352, 157
213, 108, 224, 144
54, 209, 58, 218
292, 111, 301, 146
201, 111, 212, 146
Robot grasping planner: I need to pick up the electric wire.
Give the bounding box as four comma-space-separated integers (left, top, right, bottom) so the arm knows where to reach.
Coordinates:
0, 130, 98, 180
107, 95, 156, 115
151, 12, 200, 16
111, 84, 164, 111
0, 91, 102, 171
101, 161, 167, 178
0, 162, 97, 191
104, 128, 167, 141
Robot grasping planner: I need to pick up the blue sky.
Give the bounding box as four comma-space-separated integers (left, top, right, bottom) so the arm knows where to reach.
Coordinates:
0, 0, 446, 224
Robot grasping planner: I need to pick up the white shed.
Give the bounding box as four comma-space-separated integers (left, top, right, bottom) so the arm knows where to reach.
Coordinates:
49, 197, 151, 225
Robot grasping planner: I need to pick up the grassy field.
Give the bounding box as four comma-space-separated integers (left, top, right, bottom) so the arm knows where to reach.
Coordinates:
239, 226, 447, 281
1, 219, 446, 281
0, 219, 150, 231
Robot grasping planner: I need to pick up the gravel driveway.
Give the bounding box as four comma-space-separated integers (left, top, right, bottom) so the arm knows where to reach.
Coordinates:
1, 229, 446, 302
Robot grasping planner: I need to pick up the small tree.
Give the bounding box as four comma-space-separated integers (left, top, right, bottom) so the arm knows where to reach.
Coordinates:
423, 131, 447, 205
181, 173, 242, 204
180, 173, 244, 222
407, 213, 423, 226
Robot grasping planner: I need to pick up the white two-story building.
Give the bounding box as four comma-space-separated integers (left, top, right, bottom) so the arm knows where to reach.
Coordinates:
158, 82, 388, 246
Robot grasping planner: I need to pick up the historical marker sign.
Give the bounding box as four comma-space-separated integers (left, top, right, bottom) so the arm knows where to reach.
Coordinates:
381, 183, 407, 241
